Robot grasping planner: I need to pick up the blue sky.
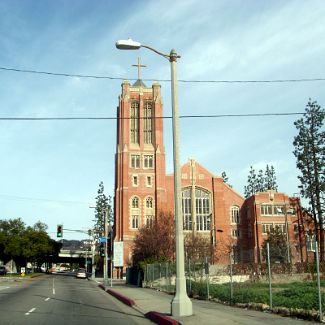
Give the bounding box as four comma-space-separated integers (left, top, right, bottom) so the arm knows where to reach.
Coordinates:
1, 0, 324, 240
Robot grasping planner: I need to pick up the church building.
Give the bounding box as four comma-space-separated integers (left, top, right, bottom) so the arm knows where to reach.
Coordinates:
113, 64, 310, 273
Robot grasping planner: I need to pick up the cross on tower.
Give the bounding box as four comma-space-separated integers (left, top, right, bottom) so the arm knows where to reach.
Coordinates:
132, 57, 146, 80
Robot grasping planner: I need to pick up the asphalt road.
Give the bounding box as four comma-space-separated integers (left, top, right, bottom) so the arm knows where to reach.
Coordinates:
0, 274, 152, 325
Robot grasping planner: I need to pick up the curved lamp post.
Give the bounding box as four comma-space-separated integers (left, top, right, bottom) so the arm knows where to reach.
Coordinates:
116, 38, 193, 317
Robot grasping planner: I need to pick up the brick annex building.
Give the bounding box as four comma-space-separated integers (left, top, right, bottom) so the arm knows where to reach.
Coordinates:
113, 76, 312, 273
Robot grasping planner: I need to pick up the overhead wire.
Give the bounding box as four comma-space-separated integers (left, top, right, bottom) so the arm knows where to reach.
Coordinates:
0, 112, 306, 121
1, 66, 325, 83
0, 194, 89, 205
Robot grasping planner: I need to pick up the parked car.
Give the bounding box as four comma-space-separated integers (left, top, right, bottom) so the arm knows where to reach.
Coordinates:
75, 268, 87, 279
0, 266, 7, 275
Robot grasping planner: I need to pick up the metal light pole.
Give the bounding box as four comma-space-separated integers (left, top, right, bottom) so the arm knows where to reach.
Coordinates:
116, 38, 193, 317
108, 224, 113, 287
104, 208, 108, 287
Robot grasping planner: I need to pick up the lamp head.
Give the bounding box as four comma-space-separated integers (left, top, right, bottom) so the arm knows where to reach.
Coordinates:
116, 38, 141, 50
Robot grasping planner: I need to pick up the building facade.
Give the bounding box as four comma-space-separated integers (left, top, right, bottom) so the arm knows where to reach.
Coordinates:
114, 78, 310, 273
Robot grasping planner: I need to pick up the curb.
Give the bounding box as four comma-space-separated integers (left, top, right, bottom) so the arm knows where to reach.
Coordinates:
106, 288, 135, 307
145, 311, 181, 325
98, 284, 180, 324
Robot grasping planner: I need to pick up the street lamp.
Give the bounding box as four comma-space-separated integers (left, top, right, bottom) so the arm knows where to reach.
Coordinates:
116, 38, 193, 317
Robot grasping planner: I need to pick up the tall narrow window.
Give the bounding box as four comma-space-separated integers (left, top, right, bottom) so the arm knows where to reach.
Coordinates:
182, 188, 192, 230
196, 188, 210, 231
130, 196, 140, 230
145, 215, 154, 227
144, 101, 153, 144
146, 197, 153, 209
130, 101, 139, 144
144, 197, 154, 228
132, 197, 139, 208
131, 215, 139, 229
231, 206, 240, 224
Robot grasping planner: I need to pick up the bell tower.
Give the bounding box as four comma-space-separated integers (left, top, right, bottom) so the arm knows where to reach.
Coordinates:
114, 59, 167, 270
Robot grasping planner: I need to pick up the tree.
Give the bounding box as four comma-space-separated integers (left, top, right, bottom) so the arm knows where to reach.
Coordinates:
23, 225, 60, 268
0, 219, 60, 269
261, 226, 290, 263
184, 233, 211, 263
244, 165, 278, 198
132, 211, 175, 266
32, 221, 48, 232
256, 169, 265, 192
92, 181, 112, 239
0, 218, 26, 266
221, 171, 232, 188
264, 164, 278, 191
293, 99, 325, 260
244, 166, 258, 198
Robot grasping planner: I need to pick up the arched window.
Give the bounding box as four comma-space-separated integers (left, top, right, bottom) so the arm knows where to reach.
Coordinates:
130, 196, 140, 229
144, 196, 154, 228
182, 187, 211, 231
132, 196, 139, 208
146, 197, 153, 209
231, 206, 240, 224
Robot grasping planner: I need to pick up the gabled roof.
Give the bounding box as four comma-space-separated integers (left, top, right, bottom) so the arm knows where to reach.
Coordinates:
132, 79, 147, 88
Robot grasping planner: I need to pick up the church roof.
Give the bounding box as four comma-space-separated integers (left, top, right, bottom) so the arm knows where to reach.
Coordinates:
132, 79, 147, 88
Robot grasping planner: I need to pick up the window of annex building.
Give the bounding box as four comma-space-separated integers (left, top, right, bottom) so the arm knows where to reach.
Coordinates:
181, 187, 211, 231
231, 206, 240, 224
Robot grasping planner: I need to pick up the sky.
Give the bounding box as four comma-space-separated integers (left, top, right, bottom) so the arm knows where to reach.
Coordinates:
0, 0, 324, 240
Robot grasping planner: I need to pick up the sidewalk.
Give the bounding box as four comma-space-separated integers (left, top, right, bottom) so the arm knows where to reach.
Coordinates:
96, 279, 312, 325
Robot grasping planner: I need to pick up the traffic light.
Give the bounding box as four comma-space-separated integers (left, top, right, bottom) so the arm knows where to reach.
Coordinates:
57, 224, 63, 238
99, 243, 105, 257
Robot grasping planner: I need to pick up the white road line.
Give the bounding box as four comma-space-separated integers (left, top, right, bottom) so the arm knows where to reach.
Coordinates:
45, 297, 50, 301
25, 307, 36, 315
0, 286, 10, 291
52, 278, 55, 295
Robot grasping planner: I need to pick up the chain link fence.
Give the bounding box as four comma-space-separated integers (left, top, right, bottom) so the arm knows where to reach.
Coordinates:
143, 245, 325, 321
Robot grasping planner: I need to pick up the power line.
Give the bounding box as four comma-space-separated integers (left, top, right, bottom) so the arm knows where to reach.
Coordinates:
0, 194, 89, 205
0, 112, 305, 121
1, 66, 325, 84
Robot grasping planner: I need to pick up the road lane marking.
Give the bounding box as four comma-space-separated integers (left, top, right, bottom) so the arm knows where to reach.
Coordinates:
52, 278, 55, 295
0, 286, 10, 291
25, 308, 36, 315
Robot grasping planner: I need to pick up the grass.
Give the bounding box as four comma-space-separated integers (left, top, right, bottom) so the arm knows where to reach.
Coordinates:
188, 279, 325, 311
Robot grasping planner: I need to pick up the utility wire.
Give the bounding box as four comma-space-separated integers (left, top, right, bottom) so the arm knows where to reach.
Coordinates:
0, 112, 305, 121
0, 194, 89, 205
1, 66, 325, 84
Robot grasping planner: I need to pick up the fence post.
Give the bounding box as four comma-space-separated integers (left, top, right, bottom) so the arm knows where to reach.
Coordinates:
230, 252, 233, 305
205, 256, 210, 300
159, 263, 161, 291
151, 264, 155, 287
315, 241, 323, 322
267, 242, 273, 310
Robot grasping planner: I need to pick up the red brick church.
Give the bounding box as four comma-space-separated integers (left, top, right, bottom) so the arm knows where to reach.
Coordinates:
113, 68, 311, 273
